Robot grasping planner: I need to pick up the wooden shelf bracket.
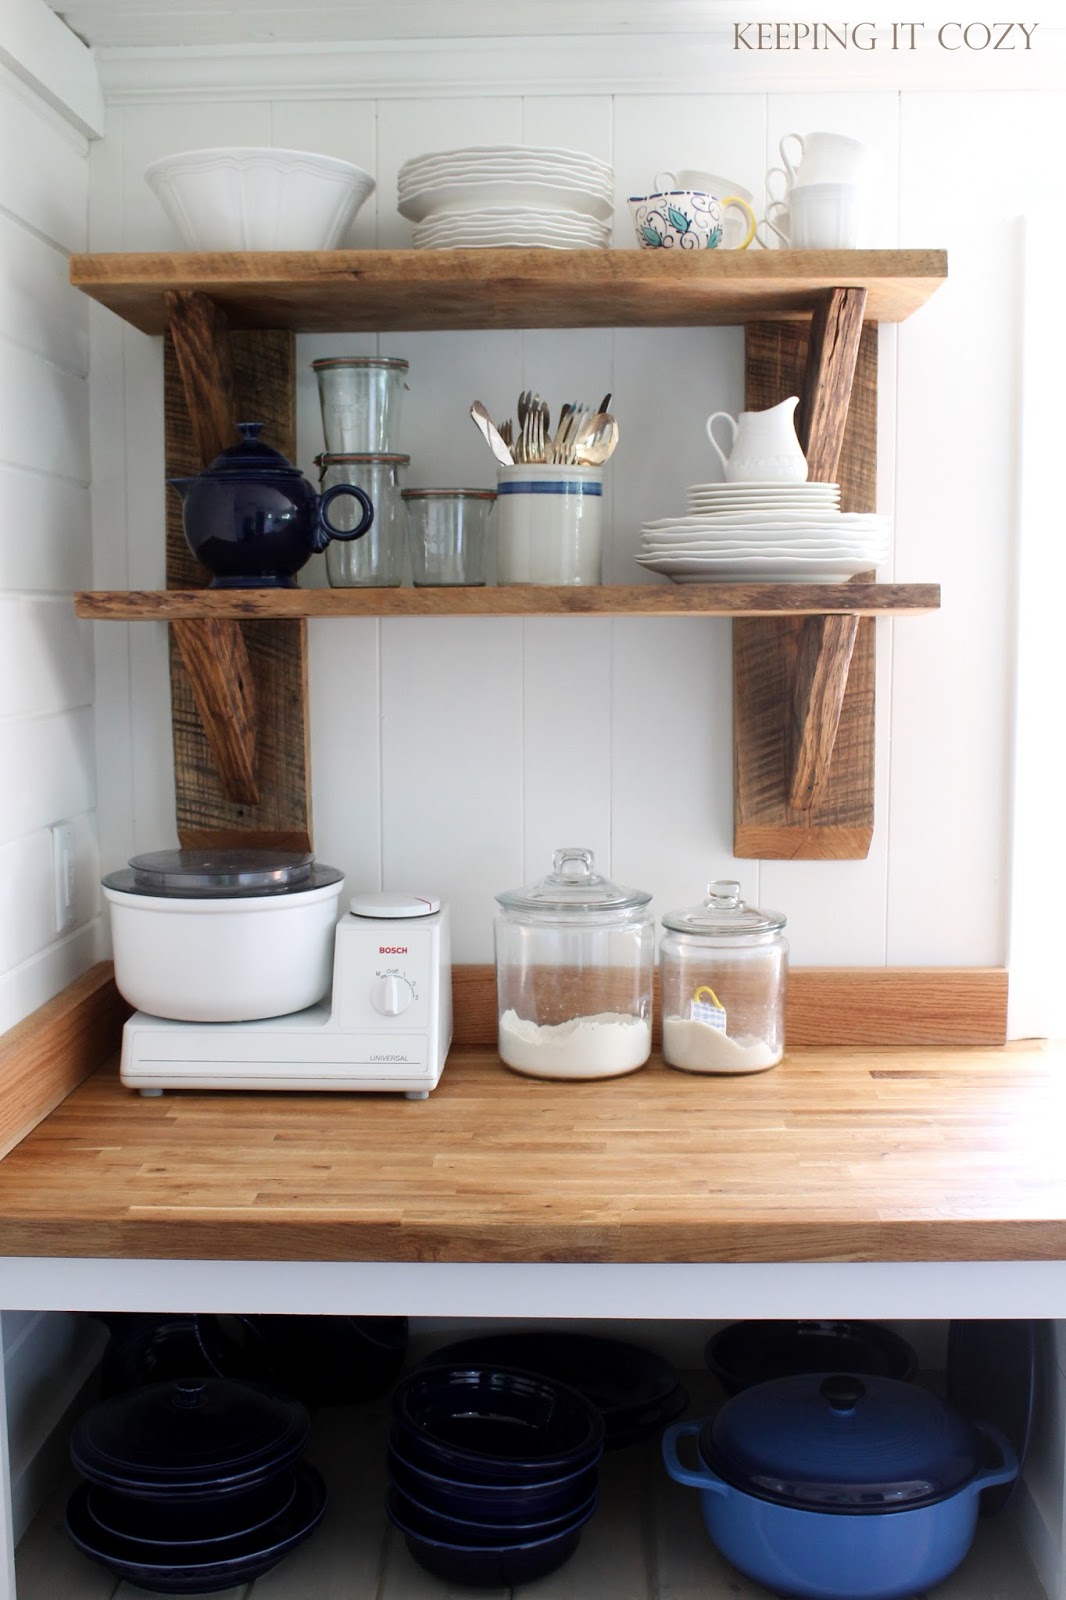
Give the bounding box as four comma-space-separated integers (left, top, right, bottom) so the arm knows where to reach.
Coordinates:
734, 288, 878, 859
164, 291, 312, 850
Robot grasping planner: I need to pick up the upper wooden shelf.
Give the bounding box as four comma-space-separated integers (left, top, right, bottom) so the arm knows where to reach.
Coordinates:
74, 582, 941, 621
69, 248, 948, 335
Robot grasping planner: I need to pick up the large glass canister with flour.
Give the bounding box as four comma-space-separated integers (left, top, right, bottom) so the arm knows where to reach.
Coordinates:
493, 848, 654, 1080
659, 881, 788, 1074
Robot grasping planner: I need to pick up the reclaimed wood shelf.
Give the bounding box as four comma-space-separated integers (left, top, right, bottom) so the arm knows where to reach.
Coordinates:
74, 582, 940, 621
69, 247, 948, 860
69, 246, 947, 334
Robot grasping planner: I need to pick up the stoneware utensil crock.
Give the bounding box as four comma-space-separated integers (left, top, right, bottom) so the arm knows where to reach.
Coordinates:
168, 421, 374, 587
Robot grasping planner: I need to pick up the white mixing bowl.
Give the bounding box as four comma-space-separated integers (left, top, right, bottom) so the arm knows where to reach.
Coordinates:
103, 851, 345, 1022
144, 147, 376, 250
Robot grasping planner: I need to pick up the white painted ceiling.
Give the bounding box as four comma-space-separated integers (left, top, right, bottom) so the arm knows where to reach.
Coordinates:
45, 0, 929, 49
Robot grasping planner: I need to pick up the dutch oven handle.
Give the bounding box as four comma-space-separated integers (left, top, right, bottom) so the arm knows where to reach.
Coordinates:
970, 1421, 1019, 1494
314, 483, 374, 552
662, 1420, 729, 1494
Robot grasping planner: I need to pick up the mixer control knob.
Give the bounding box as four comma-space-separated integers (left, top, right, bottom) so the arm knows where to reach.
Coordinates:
371, 974, 413, 1016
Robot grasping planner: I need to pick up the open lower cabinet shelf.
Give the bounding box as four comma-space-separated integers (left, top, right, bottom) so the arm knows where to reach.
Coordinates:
15, 1382, 1047, 1600
68, 247, 947, 860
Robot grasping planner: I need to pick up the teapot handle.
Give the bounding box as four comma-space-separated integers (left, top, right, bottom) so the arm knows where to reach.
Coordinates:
315, 483, 374, 553
705, 412, 738, 472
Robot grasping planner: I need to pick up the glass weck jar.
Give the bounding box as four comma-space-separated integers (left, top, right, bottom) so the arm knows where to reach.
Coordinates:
317, 452, 409, 586
493, 848, 654, 1081
659, 880, 788, 1074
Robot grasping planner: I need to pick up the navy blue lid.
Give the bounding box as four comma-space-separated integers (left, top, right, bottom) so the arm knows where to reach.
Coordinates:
70, 1377, 310, 1493
699, 1371, 984, 1512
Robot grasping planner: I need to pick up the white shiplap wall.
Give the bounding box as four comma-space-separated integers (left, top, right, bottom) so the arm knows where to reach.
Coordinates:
0, 3, 107, 1556
86, 61, 1061, 1011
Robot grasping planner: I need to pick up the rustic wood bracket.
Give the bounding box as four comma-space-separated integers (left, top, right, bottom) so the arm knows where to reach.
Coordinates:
164, 291, 312, 850
734, 288, 876, 859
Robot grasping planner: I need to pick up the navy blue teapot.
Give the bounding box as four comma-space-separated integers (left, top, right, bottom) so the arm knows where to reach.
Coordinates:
168, 421, 374, 588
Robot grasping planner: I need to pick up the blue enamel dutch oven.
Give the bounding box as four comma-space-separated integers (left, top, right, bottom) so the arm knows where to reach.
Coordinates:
663, 1372, 1018, 1600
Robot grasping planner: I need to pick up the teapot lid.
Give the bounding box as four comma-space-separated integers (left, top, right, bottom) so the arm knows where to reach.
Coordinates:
203, 421, 302, 477
661, 879, 785, 936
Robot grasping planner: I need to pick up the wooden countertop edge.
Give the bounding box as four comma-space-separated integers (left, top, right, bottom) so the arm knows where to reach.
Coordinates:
2, 1214, 1065, 1265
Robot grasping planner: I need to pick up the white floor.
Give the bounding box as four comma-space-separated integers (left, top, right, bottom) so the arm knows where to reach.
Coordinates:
14, 1377, 1048, 1600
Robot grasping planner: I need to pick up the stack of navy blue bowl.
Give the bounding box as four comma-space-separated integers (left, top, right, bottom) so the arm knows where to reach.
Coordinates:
386, 1364, 604, 1587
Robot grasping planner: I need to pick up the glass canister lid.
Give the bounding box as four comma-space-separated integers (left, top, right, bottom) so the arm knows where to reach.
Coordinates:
495, 848, 651, 914
102, 848, 343, 899
661, 879, 785, 936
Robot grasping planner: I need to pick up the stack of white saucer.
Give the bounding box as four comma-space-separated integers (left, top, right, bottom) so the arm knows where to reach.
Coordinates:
636, 481, 891, 582
398, 144, 613, 249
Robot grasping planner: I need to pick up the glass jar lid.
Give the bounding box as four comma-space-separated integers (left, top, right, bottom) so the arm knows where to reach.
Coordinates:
661, 879, 785, 936
202, 421, 301, 478
698, 1372, 985, 1513
400, 487, 496, 500
316, 453, 411, 467
102, 849, 343, 899
311, 356, 409, 370
496, 848, 651, 914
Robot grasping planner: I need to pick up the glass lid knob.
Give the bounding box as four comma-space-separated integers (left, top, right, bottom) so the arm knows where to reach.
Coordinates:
705, 879, 742, 908
553, 848, 595, 880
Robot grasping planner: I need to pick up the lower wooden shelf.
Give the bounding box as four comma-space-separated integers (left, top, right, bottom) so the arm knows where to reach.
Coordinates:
16, 1375, 1046, 1600
73, 581, 939, 620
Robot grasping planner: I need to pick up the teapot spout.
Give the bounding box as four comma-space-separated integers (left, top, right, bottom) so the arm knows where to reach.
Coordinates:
166, 477, 195, 500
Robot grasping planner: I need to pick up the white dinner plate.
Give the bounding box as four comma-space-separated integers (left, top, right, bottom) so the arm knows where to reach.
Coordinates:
677, 510, 887, 527
401, 143, 613, 175
635, 554, 877, 580
686, 481, 839, 494
399, 179, 615, 222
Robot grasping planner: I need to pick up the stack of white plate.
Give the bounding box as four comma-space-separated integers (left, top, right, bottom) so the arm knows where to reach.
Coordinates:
398, 144, 613, 249
636, 482, 891, 582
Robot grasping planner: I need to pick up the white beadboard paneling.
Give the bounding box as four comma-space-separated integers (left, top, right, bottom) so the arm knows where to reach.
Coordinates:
764, 91, 900, 248
0, 66, 87, 252
380, 617, 523, 961
0, 707, 96, 847
886, 93, 1041, 966
0, 598, 93, 719
268, 98, 379, 248
520, 92, 613, 168
522, 617, 612, 879
0, 344, 89, 485
0, 467, 91, 593
610, 615, 735, 924
0, 920, 99, 1037
374, 95, 523, 249
0, 831, 53, 973
118, 98, 273, 251
307, 616, 383, 890
609, 325, 744, 585
0, 212, 88, 376
1, 0, 103, 139
611, 93, 767, 247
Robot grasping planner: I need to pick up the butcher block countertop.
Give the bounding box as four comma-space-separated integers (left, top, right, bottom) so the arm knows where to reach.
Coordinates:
2, 1033, 1066, 1265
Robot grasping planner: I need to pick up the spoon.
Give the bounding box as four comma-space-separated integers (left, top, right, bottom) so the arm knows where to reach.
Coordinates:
470, 401, 514, 466
573, 412, 619, 466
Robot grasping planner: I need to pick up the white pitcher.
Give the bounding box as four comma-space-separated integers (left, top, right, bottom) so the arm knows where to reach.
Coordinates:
705, 396, 808, 483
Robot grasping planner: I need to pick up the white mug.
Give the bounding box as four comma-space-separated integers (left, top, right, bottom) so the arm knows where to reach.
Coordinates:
779, 131, 875, 188
760, 200, 791, 248
789, 183, 862, 249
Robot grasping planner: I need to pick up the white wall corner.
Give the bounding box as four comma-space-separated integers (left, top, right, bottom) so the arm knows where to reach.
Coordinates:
0, 0, 104, 137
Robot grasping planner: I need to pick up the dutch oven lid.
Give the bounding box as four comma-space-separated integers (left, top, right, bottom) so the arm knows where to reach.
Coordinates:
201, 421, 302, 478
699, 1372, 985, 1513
103, 849, 343, 899
70, 1377, 310, 1492
661, 879, 785, 936
495, 847, 651, 914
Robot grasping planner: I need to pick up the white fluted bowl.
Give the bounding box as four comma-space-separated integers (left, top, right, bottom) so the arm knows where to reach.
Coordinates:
144, 147, 375, 250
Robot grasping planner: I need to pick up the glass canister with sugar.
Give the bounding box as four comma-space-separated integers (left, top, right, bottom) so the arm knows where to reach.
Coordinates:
659, 880, 788, 1073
